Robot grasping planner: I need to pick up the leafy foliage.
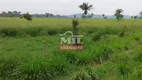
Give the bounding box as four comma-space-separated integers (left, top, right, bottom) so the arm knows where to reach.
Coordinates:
114, 9, 124, 21
72, 19, 79, 35
23, 13, 32, 21
79, 2, 93, 16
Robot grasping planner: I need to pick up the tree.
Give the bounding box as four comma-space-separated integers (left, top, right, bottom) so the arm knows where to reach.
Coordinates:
79, 2, 93, 17
23, 12, 32, 21
56, 14, 61, 18
45, 13, 50, 18
8, 11, 14, 17
17, 11, 22, 17
104, 16, 107, 19
74, 15, 76, 18
50, 14, 54, 17
37, 15, 40, 18
114, 9, 124, 21
91, 13, 94, 18
134, 16, 138, 19
131, 16, 134, 19
139, 11, 142, 19
1, 11, 7, 17
102, 14, 105, 19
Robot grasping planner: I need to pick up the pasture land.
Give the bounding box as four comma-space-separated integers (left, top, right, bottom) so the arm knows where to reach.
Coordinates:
0, 18, 142, 80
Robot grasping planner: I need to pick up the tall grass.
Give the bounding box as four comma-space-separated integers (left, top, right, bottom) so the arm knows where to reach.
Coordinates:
0, 18, 142, 80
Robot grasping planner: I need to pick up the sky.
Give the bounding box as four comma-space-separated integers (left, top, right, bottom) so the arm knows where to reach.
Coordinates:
0, 0, 141, 15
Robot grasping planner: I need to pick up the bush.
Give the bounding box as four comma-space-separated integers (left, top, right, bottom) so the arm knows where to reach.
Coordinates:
58, 51, 93, 65
91, 45, 114, 64
72, 19, 79, 35
76, 53, 93, 65
48, 29, 58, 35
0, 28, 19, 37
73, 67, 99, 80
128, 65, 142, 80
92, 33, 102, 42
25, 27, 43, 37
0, 27, 59, 37
118, 63, 131, 76
72, 19, 79, 28
119, 27, 127, 37
119, 30, 125, 37
102, 46, 114, 60
85, 67, 99, 80
104, 28, 120, 35
134, 37, 140, 41
87, 28, 97, 34
134, 52, 142, 62
74, 70, 91, 80
115, 54, 132, 76
58, 51, 78, 64
14, 55, 69, 80
0, 58, 19, 79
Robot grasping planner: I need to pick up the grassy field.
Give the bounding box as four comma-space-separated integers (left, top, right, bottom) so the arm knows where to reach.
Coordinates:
0, 18, 142, 80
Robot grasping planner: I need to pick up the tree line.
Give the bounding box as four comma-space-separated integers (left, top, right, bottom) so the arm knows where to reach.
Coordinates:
0, 11, 22, 17
0, 11, 67, 18
0, 2, 142, 21
79, 2, 142, 21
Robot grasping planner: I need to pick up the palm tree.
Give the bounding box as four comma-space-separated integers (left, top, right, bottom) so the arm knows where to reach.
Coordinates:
79, 2, 93, 16
114, 9, 124, 21
139, 11, 142, 18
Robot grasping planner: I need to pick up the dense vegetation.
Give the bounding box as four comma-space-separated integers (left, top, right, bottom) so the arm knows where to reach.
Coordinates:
0, 18, 142, 80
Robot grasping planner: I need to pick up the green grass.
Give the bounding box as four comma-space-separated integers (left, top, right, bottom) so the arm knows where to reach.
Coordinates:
0, 18, 142, 80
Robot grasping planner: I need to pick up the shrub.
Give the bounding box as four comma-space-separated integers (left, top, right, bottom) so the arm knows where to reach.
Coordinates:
76, 53, 93, 65
0, 58, 19, 79
0, 28, 19, 37
58, 51, 93, 65
134, 52, 142, 62
87, 28, 97, 34
15, 55, 69, 80
73, 67, 99, 80
25, 27, 43, 37
128, 65, 142, 80
74, 70, 91, 80
72, 19, 79, 28
119, 30, 125, 37
0, 27, 45, 37
85, 67, 99, 80
102, 46, 114, 60
0, 27, 59, 37
0, 33, 6, 37
115, 54, 132, 76
48, 29, 58, 35
92, 33, 102, 42
104, 28, 120, 35
72, 19, 79, 35
123, 44, 130, 50
59, 51, 78, 64
91, 45, 114, 64
118, 63, 131, 76
134, 37, 140, 41
119, 27, 127, 37
23, 13, 32, 21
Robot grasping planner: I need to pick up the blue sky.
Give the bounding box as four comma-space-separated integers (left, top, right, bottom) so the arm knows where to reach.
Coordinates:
0, 0, 141, 15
